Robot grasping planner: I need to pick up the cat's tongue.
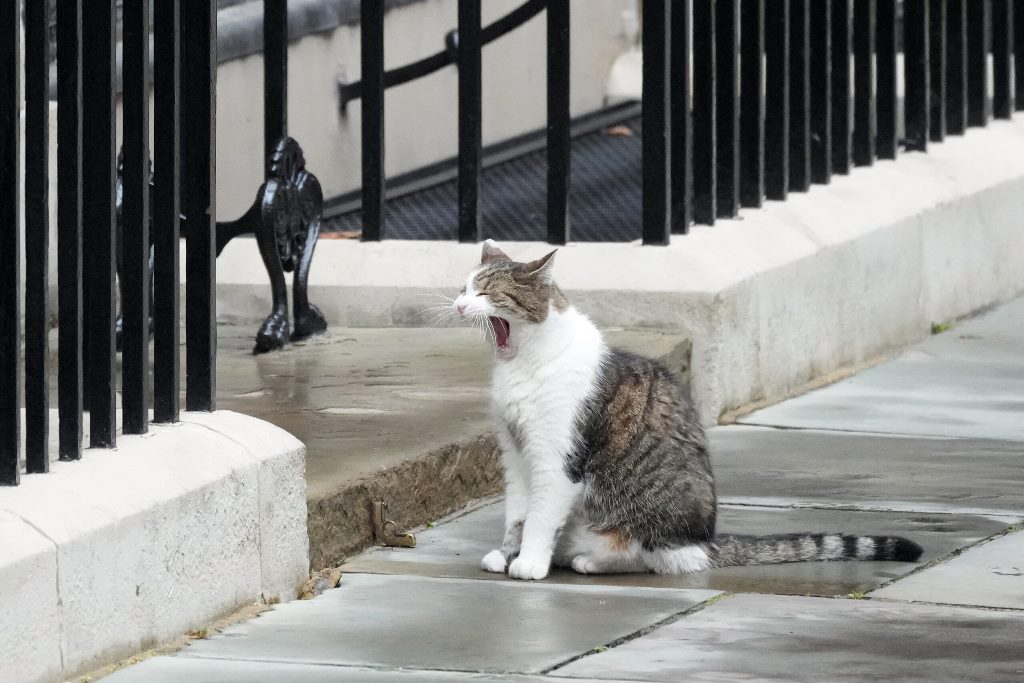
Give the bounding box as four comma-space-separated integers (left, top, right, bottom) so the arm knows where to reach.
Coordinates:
488, 316, 510, 350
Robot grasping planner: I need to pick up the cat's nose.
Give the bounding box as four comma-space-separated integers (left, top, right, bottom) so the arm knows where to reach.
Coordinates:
457, 304, 467, 316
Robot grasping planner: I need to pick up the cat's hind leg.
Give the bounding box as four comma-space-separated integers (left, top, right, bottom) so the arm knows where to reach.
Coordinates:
642, 544, 713, 574
556, 526, 646, 575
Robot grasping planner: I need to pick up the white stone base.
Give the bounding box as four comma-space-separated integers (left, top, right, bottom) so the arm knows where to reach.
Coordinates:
0, 411, 308, 683
215, 117, 1024, 423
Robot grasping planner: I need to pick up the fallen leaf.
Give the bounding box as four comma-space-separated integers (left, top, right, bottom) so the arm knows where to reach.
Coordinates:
321, 230, 362, 240
604, 124, 634, 137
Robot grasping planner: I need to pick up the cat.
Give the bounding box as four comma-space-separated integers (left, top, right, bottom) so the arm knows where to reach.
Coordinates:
453, 240, 923, 581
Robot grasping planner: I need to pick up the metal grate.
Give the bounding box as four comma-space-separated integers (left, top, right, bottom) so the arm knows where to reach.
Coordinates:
324, 114, 644, 243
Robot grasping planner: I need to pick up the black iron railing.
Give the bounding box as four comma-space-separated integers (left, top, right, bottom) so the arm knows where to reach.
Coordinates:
340, 0, 1024, 244
2, 0, 322, 486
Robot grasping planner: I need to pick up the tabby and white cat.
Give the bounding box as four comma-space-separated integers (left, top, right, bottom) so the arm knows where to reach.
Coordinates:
454, 241, 922, 581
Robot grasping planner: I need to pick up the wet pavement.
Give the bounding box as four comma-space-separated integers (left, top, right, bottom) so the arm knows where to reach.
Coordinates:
104, 298, 1024, 682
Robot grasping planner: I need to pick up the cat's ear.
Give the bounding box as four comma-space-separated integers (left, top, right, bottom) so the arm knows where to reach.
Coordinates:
481, 239, 511, 264
524, 249, 557, 284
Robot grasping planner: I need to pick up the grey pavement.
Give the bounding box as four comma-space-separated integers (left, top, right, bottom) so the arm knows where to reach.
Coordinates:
104, 299, 1024, 682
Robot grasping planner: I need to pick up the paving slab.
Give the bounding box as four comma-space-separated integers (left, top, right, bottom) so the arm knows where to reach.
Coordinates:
552, 593, 1024, 682
739, 299, 1024, 441
101, 658, 575, 682
710, 426, 1024, 515
343, 500, 1012, 596
872, 529, 1024, 609
167, 573, 717, 675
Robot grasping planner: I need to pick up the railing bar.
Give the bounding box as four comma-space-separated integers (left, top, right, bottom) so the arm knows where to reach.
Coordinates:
716, 0, 740, 218
946, 0, 968, 134
810, 0, 832, 183
929, 0, 947, 140
82, 0, 118, 448
1015, 0, 1024, 111
546, 0, 571, 245
25, 0, 51, 469
183, 0, 218, 412
265, 0, 287, 160
766, 0, 790, 200
904, 0, 931, 152
876, 0, 898, 157
992, 0, 1014, 118
0, 0, 20, 484
360, 0, 385, 241
457, 0, 483, 243
853, 0, 876, 166
967, 0, 992, 127
693, 0, 716, 225
740, 0, 766, 208
671, 0, 694, 231
641, 0, 671, 245
153, 0, 181, 424
789, 0, 811, 191
832, 0, 853, 174
122, 0, 152, 435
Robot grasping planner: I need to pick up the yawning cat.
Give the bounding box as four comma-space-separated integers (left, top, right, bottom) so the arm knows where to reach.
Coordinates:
454, 240, 922, 581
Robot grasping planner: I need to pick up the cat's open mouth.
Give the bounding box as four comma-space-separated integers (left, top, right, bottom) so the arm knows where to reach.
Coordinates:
488, 316, 511, 350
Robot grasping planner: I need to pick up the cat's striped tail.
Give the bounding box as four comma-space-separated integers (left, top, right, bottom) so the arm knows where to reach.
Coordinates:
711, 533, 923, 568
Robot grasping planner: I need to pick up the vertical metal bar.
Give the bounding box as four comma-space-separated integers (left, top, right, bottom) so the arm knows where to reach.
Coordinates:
546, 0, 571, 245
929, 0, 947, 140
740, 0, 766, 208
183, 0, 217, 412
716, 0, 740, 218
853, 0, 876, 166
360, 0, 385, 241
992, 0, 1014, 117
57, 0, 84, 456
642, 0, 672, 244
905, 0, 930, 151
946, 0, 968, 132
810, 0, 832, 183
832, 0, 853, 174
766, 0, 790, 200
153, 0, 181, 423
876, 0, 898, 157
967, 0, 992, 126
122, 0, 152, 435
789, 0, 811, 191
670, 0, 693, 232
693, 1, 716, 224
1015, 0, 1024, 110
25, 0, 50, 470
265, 0, 288, 160
0, 0, 20, 484
82, 0, 117, 447
458, 0, 483, 243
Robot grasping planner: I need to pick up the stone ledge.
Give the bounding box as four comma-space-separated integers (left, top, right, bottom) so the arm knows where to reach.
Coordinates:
0, 411, 309, 683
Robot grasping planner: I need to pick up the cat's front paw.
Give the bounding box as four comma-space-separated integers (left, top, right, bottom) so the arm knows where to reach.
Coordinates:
481, 549, 508, 573
508, 554, 550, 581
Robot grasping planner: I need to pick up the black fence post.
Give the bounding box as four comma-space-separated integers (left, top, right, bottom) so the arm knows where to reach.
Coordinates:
992, 0, 1014, 118
361, 0, 385, 241
946, 0, 968, 134
183, 0, 218, 412
716, 0, 740, 218
693, 0, 717, 224
670, 0, 693, 232
458, 0, 483, 243
905, 0, 931, 152
928, 0, 947, 142
82, 0, 118, 447
832, 0, 853, 175
57, 0, 84, 455
967, 0, 992, 127
789, 0, 811, 191
766, 0, 790, 200
1016, 0, 1024, 111
0, 0, 20, 484
122, 0, 152, 435
153, 0, 181, 424
25, 0, 51, 470
547, 0, 571, 245
810, 0, 832, 183
853, 0, 876, 166
642, 0, 672, 245
741, 0, 766, 208
876, 0, 898, 157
